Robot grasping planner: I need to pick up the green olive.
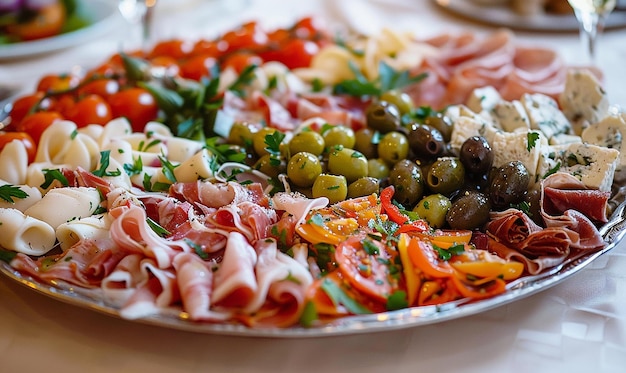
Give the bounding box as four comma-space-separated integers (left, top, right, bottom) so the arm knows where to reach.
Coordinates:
287, 152, 322, 187
327, 147, 369, 183
347, 177, 380, 198
380, 90, 414, 116
388, 159, 424, 207
425, 157, 465, 196
252, 127, 281, 157
413, 194, 451, 228
228, 122, 255, 147
366, 101, 401, 133
489, 161, 529, 209
446, 191, 491, 230
289, 130, 325, 156
407, 123, 445, 160
459, 136, 494, 176
254, 154, 286, 179
322, 125, 356, 150
367, 158, 390, 179
312, 174, 348, 204
354, 128, 379, 159
378, 131, 409, 165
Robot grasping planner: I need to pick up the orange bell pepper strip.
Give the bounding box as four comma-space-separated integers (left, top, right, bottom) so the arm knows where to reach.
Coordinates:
450, 274, 507, 300
429, 229, 473, 249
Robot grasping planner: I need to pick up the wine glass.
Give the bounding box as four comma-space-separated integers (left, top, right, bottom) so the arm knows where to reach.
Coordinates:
567, 0, 617, 63
117, 0, 157, 52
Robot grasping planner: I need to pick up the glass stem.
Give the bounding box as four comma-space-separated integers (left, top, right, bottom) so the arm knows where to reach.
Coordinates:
573, 9, 602, 62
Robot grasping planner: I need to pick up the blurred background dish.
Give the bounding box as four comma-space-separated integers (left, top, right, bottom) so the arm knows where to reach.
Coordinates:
433, 0, 626, 31
0, 0, 120, 60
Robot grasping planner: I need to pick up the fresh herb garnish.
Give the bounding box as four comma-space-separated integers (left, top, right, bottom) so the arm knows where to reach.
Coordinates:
40, 169, 69, 189
527, 132, 540, 151
0, 184, 28, 203
333, 60, 427, 98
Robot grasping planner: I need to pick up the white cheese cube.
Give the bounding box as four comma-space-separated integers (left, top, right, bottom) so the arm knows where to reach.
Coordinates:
465, 86, 502, 113
581, 113, 626, 170
548, 134, 582, 145
556, 143, 619, 192
521, 93, 572, 139
449, 116, 500, 152
489, 100, 530, 133
491, 130, 546, 185
558, 69, 610, 134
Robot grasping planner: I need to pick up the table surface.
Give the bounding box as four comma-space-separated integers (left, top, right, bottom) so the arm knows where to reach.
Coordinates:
1, 1, 626, 372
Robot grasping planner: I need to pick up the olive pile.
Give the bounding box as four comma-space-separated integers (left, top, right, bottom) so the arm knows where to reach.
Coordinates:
226, 90, 534, 230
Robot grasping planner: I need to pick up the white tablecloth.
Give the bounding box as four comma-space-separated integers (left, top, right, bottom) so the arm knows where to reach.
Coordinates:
1, 1, 626, 372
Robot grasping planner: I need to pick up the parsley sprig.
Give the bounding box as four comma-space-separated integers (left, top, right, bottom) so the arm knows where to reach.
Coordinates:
333, 60, 427, 98
0, 184, 28, 203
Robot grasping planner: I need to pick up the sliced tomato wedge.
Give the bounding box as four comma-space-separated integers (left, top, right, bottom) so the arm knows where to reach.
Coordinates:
334, 233, 399, 304
407, 237, 454, 278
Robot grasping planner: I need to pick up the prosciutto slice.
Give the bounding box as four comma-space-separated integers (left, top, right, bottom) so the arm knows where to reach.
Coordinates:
487, 208, 571, 257
211, 232, 258, 307
541, 172, 610, 223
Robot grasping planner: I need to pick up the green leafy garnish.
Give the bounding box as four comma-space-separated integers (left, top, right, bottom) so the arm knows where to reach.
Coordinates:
146, 217, 170, 237
333, 60, 427, 98
299, 300, 319, 327
40, 169, 69, 189
264, 131, 286, 156
386, 290, 408, 311
184, 239, 209, 260
527, 132, 540, 151
433, 243, 465, 261
361, 238, 380, 255
93, 150, 122, 177
0, 184, 28, 203
320, 277, 372, 314
0, 249, 17, 264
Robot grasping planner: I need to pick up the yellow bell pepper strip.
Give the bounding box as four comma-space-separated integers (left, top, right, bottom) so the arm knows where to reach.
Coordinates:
451, 259, 524, 281
418, 278, 461, 306
398, 233, 421, 306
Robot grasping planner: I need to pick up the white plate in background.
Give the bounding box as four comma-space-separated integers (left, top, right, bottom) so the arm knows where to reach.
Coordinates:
0, 0, 121, 60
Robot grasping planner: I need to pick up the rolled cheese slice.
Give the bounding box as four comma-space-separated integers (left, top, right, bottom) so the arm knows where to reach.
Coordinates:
24, 187, 102, 230
56, 213, 112, 251
0, 208, 56, 255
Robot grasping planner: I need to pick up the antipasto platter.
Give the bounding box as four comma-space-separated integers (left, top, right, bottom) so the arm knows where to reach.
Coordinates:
1, 17, 626, 337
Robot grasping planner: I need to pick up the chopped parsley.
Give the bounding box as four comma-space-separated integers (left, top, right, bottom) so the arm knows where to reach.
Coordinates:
0, 184, 28, 203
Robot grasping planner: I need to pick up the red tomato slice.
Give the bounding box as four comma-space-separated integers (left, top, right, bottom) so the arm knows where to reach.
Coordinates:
334, 233, 399, 303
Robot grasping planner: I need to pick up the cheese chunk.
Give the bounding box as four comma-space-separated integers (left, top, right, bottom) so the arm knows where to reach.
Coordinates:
558, 69, 609, 134
489, 99, 530, 133
449, 116, 500, 152
548, 134, 582, 145
552, 143, 619, 192
581, 113, 626, 170
521, 93, 572, 139
491, 130, 546, 185
465, 86, 502, 113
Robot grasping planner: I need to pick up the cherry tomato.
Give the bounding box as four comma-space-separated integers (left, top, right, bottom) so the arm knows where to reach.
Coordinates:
8, 92, 50, 127
149, 39, 193, 60
292, 16, 326, 40
6, 3, 65, 41
179, 54, 218, 81
18, 111, 63, 145
262, 38, 319, 70
334, 233, 400, 303
149, 56, 181, 77
65, 95, 113, 128
77, 79, 120, 99
50, 94, 77, 118
222, 21, 268, 53
191, 39, 228, 58
107, 88, 159, 132
36, 73, 80, 94
221, 51, 263, 74
0, 131, 37, 163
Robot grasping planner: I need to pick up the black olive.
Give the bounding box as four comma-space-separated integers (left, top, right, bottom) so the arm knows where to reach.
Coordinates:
446, 191, 491, 230
489, 161, 530, 209
408, 123, 445, 160
459, 136, 494, 177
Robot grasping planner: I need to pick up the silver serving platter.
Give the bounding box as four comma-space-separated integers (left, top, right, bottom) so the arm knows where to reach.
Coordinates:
2, 200, 625, 338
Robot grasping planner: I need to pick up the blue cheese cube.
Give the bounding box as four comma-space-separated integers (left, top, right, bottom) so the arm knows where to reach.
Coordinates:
491, 130, 546, 185
581, 113, 626, 170
465, 86, 502, 113
536, 144, 566, 183
521, 93, 572, 139
548, 134, 582, 145
556, 143, 619, 192
558, 69, 609, 134
490, 100, 530, 132
449, 116, 499, 152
